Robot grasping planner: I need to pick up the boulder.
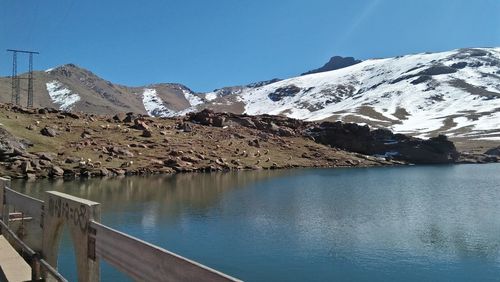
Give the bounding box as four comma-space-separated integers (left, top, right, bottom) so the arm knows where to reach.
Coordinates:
142, 129, 153, 137
181, 123, 192, 132
65, 157, 81, 164
187, 109, 226, 127
40, 127, 57, 137
169, 150, 184, 157
37, 152, 56, 162
81, 129, 92, 139
61, 112, 80, 119
50, 166, 65, 177
229, 117, 256, 128
123, 113, 137, 123
26, 124, 37, 131
114, 169, 126, 176
485, 146, 500, 156
113, 112, 127, 122
110, 147, 134, 157
278, 127, 295, 137
133, 118, 150, 131
39, 159, 52, 167
98, 167, 110, 177
21, 161, 35, 173
12, 106, 36, 114
248, 139, 260, 148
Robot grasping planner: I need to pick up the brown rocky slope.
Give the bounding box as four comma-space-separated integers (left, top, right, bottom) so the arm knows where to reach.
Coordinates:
0, 105, 491, 180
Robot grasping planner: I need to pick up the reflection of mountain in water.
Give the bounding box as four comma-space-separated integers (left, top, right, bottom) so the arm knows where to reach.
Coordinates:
13, 170, 293, 220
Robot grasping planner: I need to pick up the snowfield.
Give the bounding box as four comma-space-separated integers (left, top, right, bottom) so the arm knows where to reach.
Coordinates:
141, 87, 205, 117
46, 81, 80, 111
196, 48, 500, 140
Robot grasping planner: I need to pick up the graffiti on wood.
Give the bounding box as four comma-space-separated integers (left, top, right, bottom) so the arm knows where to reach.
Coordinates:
47, 197, 89, 232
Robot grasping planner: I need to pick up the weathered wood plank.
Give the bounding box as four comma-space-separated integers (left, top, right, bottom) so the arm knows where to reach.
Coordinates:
91, 221, 241, 282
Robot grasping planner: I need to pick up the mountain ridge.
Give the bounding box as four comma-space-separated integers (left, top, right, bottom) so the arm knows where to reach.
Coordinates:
0, 47, 499, 146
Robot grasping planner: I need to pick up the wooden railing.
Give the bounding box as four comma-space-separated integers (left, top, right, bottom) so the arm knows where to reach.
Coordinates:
0, 177, 241, 282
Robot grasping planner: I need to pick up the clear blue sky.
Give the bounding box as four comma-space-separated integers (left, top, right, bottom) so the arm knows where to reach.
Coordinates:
1, 0, 499, 92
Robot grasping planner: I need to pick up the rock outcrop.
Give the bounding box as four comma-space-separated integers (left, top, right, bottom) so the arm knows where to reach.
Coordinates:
188, 110, 461, 164
308, 122, 459, 164
485, 146, 500, 156
302, 56, 362, 76
0, 127, 32, 161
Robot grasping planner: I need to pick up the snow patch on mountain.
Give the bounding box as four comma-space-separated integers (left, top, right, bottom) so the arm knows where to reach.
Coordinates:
46, 81, 80, 110
204, 92, 218, 101
182, 89, 204, 106
142, 88, 174, 117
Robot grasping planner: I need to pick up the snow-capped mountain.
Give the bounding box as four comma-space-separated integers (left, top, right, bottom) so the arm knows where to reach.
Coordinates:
195, 48, 500, 141
0, 64, 201, 116
0, 47, 498, 141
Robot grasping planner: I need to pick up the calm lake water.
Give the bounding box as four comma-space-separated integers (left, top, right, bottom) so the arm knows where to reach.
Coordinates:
12, 164, 500, 281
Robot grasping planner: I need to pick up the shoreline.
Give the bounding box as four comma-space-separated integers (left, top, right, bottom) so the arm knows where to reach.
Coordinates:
10, 161, 500, 183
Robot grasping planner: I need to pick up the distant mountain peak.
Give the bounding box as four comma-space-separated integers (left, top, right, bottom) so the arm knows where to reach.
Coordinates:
301, 56, 362, 76
45, 63, 90, 76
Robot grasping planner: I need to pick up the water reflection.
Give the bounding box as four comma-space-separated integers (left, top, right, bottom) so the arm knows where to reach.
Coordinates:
11, 164, 500, 281
13, 170, 293, 228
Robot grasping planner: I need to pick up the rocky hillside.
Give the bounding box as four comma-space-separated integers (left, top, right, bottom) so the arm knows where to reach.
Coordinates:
0, 103, 497, 179
0, 105, 405, 180
0, 64, 200, 116
1, 48, 499, 148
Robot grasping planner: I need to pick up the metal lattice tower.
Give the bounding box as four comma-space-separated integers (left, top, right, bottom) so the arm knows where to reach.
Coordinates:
27, 53, 34, 108
7, 49, 39, 107
10, 51, 19, 104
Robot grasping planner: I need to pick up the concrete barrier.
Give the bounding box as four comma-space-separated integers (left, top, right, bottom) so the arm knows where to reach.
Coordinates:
0, 178, 9, 223
43, 191, 101, 282
3, 186, 44, 252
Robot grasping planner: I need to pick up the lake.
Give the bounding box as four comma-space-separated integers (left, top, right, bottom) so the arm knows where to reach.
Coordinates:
12, 164, 500, 281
